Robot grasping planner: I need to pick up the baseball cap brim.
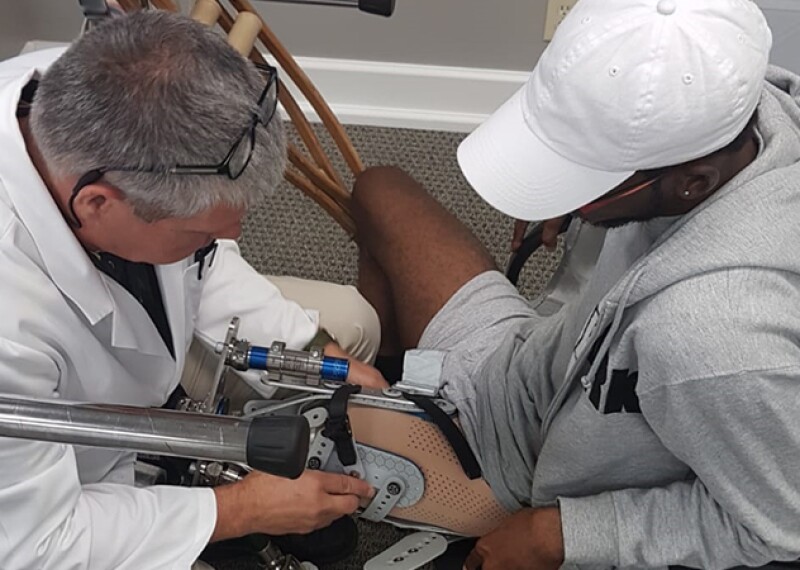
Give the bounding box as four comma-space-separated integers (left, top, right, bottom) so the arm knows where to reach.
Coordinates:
457, 87, 634, 221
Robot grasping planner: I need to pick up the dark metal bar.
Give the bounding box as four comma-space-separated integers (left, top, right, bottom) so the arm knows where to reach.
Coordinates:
255, 0, 359, 8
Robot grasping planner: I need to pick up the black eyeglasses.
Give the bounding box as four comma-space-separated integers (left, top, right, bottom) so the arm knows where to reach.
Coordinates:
68, 63, 279, 228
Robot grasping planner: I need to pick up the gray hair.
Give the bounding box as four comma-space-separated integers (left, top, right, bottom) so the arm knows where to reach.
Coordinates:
30, 10, 285, 221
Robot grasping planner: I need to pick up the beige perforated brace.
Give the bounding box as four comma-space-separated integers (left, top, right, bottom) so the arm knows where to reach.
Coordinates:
181, 342, 511, 535
348, 406, 511, 537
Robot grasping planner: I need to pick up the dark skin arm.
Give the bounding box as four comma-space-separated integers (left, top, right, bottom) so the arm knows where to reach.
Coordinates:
511, 218, 566, 252
464, 507, 564, 570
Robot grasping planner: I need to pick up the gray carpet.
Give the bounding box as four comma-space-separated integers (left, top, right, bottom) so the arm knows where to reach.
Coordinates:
231, 122, 561, 569
240, 122, 562, 298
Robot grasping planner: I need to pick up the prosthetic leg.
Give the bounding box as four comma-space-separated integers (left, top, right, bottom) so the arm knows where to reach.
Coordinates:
210, 318, 510, 568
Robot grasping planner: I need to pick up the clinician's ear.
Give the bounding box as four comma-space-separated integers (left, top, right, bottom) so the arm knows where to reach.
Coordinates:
673, 163, 721, 203
72, 184, 125, 228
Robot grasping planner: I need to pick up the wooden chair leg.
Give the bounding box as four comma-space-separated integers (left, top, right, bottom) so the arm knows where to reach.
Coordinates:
131, 0, 359, 236
285, 169, 356, 236
216, 4, 347, 192
189, 0, 220, 25
215, 5, 355, 232
287, 144, 351, 210
227, 12, 262, 58
148, 0, 178, 12
228, 0, 365, 177
117, 0, 146, 12
277, 83, 348, 193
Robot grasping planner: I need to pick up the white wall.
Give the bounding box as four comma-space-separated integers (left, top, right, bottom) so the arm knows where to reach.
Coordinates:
2, 1, 798, 132
0, 1, 83, 60
0, 1, 548, 131
754, 0, 800, 75
0, 0, 550, 71
249, 0, 549, 71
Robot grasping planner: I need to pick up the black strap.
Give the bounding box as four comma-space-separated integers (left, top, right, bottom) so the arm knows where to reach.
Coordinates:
16, 79, 38, 118
322, 384, 362, 467
505, 215, 572, 287
404, 393, 482, 480
194, 240, 219, 280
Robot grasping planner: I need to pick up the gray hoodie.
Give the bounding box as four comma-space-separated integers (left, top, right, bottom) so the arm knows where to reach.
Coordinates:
472, 66, 800, 569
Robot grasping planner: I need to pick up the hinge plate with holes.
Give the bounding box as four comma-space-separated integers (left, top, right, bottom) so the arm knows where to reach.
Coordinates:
364, 532, 448, 570
360, 476, 405, 522
303, 408, 424, 508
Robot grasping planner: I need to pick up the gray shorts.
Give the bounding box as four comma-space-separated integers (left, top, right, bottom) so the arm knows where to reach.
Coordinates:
418, 270, 537, 409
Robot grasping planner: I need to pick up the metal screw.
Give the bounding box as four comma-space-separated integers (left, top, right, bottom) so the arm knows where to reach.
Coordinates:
307, 457, 321, 470
387, 482, 402, 495
205, 462, 224, 478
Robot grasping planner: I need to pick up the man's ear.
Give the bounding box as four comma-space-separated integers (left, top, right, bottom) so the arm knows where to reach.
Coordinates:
72, 183, 125, 227
674, 163, 721, 203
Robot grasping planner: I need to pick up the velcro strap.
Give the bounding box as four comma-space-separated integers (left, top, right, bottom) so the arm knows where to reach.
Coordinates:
403, 394, 482, 480
322, 384, 361, 466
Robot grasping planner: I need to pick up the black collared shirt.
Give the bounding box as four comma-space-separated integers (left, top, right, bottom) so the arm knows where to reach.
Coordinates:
91, 252, 175, 359
90, 242, 218, 360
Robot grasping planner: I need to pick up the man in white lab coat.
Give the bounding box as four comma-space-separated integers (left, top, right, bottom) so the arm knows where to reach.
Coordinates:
0, 10, 377, 569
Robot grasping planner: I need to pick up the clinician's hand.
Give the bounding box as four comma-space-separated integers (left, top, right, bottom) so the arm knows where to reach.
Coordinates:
211, 470, 375, 541
323, 342, 389, 389
463, 507, 564, 570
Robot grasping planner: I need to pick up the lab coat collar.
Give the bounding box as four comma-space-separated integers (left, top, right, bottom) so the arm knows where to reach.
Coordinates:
0, 67, 117, 328
0, 51, 196, 363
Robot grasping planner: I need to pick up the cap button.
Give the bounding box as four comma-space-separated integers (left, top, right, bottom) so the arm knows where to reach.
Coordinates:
657, 0, 676, 15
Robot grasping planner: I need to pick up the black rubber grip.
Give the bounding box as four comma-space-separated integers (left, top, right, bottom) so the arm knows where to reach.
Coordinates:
246, 416, 310, 479
359, 0, 395, 17
78, 0, 110, 17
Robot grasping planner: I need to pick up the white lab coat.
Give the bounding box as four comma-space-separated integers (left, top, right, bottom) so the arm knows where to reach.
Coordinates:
0, 49, 319, 569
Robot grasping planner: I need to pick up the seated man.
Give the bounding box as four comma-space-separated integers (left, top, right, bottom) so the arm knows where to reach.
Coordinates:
343, 0, 800, 568
0, 11, 379, 569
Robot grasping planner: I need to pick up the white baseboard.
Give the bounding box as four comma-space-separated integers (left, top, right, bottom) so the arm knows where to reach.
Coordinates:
286, 57, 529, 133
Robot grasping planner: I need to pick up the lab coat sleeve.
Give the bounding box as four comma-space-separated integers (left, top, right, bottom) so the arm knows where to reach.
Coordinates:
0, 338, 217, 570
193, 239, 319, 351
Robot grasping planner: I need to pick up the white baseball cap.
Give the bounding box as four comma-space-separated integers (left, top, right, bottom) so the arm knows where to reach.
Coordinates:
457, 0, 772, 221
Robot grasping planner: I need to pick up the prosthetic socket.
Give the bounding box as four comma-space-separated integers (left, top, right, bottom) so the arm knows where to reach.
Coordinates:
214, 319, 482, 530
